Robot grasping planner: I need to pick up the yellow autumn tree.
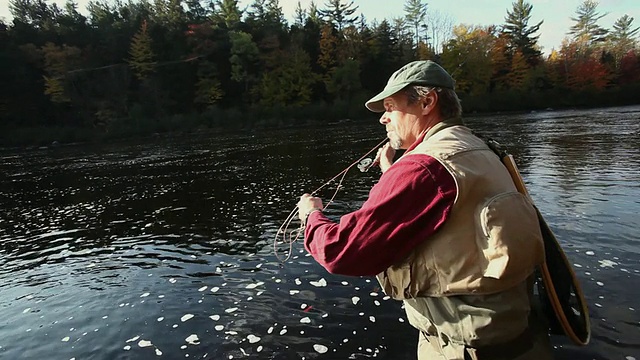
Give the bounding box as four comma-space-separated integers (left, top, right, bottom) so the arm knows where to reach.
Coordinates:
41, 42, 82, 103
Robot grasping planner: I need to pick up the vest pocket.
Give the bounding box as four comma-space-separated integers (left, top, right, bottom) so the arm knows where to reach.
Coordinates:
478, 192, 543, 281
377, 263, 412, 300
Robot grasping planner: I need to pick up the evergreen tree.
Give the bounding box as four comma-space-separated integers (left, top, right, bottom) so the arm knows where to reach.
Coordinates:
503, 0, 542, 66
308, 1, 321, 25
294, 1, 306, 27
404, 0, 427, 52
214, 0, 242, 29
608, 15, 639, 63
128, 20, 155, 81
569, 0, 608, 46
320, 0, 358, 32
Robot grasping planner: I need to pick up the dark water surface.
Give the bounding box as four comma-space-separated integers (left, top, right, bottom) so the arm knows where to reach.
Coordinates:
1, 106, 639, 360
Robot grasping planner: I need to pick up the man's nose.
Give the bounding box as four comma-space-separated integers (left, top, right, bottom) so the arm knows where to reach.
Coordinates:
379, 112, 390, 125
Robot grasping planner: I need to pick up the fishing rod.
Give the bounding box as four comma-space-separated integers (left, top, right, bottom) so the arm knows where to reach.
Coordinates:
273, 138, 389, 262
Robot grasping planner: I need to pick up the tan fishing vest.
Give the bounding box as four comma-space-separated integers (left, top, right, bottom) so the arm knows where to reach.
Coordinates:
376, 125, 545, 299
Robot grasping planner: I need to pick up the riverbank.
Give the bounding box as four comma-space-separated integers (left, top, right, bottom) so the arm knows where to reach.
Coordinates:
3, 85, 639, 149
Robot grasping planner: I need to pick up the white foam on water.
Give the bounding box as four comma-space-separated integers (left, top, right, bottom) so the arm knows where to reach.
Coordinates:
198, 286, 207, 292
209, 315, 220, 321
225, 307, 238, 313
352, 297, 360, 305
295, 278, 302, 285
216, 267, 222, 273
574, 263, 582, 268
369, 316, 376, 323
359, 312, 365, 316
322, 313, 328, 318
275, 279, 282, 283
256, 291, 264, 296
126, 336, 140, 343
181, 314, 194, 322
22, 308, 30, 314
300, 317, 311, 324
246, 282, 264, 289
313, 344, 328, 354
625, 357, 636, 360
172, 324, 178, 328
215, 325, 224, 331
257, 345, 263, 352
279, 329, 287, 335
123, 345, 131, 351
140, 292, 150, 298
157, 317, 164, 322
211, 287, 220, 293
374, 300, 381, 306
158, 295, 165, 298
585, 251, 595, 256
341, 281, 349, 286
599, 260, 617, 268
180, 345, 187, 350
596, 282, 604, 286
310, 278, 327, 287
102, 316, 108, 319
343, 338, 349, 343
267, 326, 274, 334
399, 318, 405, 323
138, 340, 153, 348
155, 349, 162, 356
169, 278, 177, 284
369, 292, 379, 297
256, 263, 263, 268
247, 335, 261, 343
62, 336, 70, 342
595, 303, 602, 308
289, 290, 300, 295
185, 334, 200, 345
226, 331, 238, 335
301, 303, 308, 309
383, 296, 390, 300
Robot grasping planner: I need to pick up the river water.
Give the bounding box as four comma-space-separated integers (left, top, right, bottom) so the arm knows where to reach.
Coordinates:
1, 106, 639, 360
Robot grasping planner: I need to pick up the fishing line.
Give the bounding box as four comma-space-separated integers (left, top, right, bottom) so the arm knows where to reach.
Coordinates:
273, 137, 389, 262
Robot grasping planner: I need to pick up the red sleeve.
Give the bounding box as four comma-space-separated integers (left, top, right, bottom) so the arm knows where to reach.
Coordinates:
303, 153, 456, 276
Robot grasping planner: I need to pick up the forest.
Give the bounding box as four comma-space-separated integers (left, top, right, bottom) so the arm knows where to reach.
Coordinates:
1, 0, 639, 146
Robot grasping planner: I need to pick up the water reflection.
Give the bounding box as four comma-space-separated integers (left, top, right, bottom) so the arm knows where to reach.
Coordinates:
1, 106, 639, 359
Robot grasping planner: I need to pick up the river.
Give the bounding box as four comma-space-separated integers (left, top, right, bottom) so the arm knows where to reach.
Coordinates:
1, 105, 639, 360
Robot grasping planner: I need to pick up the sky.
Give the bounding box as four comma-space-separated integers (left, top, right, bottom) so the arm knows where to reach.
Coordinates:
1, 0, 639, 54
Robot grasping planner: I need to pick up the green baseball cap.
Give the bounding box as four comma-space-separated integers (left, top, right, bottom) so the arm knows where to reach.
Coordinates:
365, 60, 455, 112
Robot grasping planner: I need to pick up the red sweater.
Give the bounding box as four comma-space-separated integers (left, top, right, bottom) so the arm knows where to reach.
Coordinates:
304, 140, 457, 276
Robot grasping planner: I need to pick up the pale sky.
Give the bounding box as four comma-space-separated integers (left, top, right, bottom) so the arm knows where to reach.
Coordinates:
1, 0, 639, 54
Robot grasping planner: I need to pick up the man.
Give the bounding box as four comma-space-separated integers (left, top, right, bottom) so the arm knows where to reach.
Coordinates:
297, 60, 554, 360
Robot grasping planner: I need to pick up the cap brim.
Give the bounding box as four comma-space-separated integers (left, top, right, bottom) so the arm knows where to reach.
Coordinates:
365, 83, 407, 113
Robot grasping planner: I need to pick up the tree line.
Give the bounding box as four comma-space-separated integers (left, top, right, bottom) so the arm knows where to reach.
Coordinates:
1, 0, 639, 145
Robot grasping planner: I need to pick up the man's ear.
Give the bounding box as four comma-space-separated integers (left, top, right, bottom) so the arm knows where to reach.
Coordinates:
421, 92, 438, 116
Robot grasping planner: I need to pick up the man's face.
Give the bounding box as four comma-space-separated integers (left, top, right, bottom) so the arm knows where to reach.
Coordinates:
379, 94, 423, 150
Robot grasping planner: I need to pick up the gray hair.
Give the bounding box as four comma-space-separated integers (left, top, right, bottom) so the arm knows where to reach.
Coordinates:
403, 85, 462, 119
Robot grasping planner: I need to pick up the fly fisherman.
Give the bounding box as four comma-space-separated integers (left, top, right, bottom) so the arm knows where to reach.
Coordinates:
297, 60, 554, 360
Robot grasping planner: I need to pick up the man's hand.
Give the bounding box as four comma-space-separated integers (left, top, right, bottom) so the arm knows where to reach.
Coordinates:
377, 143, 396, 173
297, 194, 324, 222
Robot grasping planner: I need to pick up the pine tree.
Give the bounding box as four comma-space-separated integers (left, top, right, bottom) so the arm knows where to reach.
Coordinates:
320, 0, 358, 32
128, 21, 155, 81
294, 1, 306, 27
404, 0, 427, 53
608, 15, 639, 63
569, 0, 608, 46
503, 0, 542, 66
